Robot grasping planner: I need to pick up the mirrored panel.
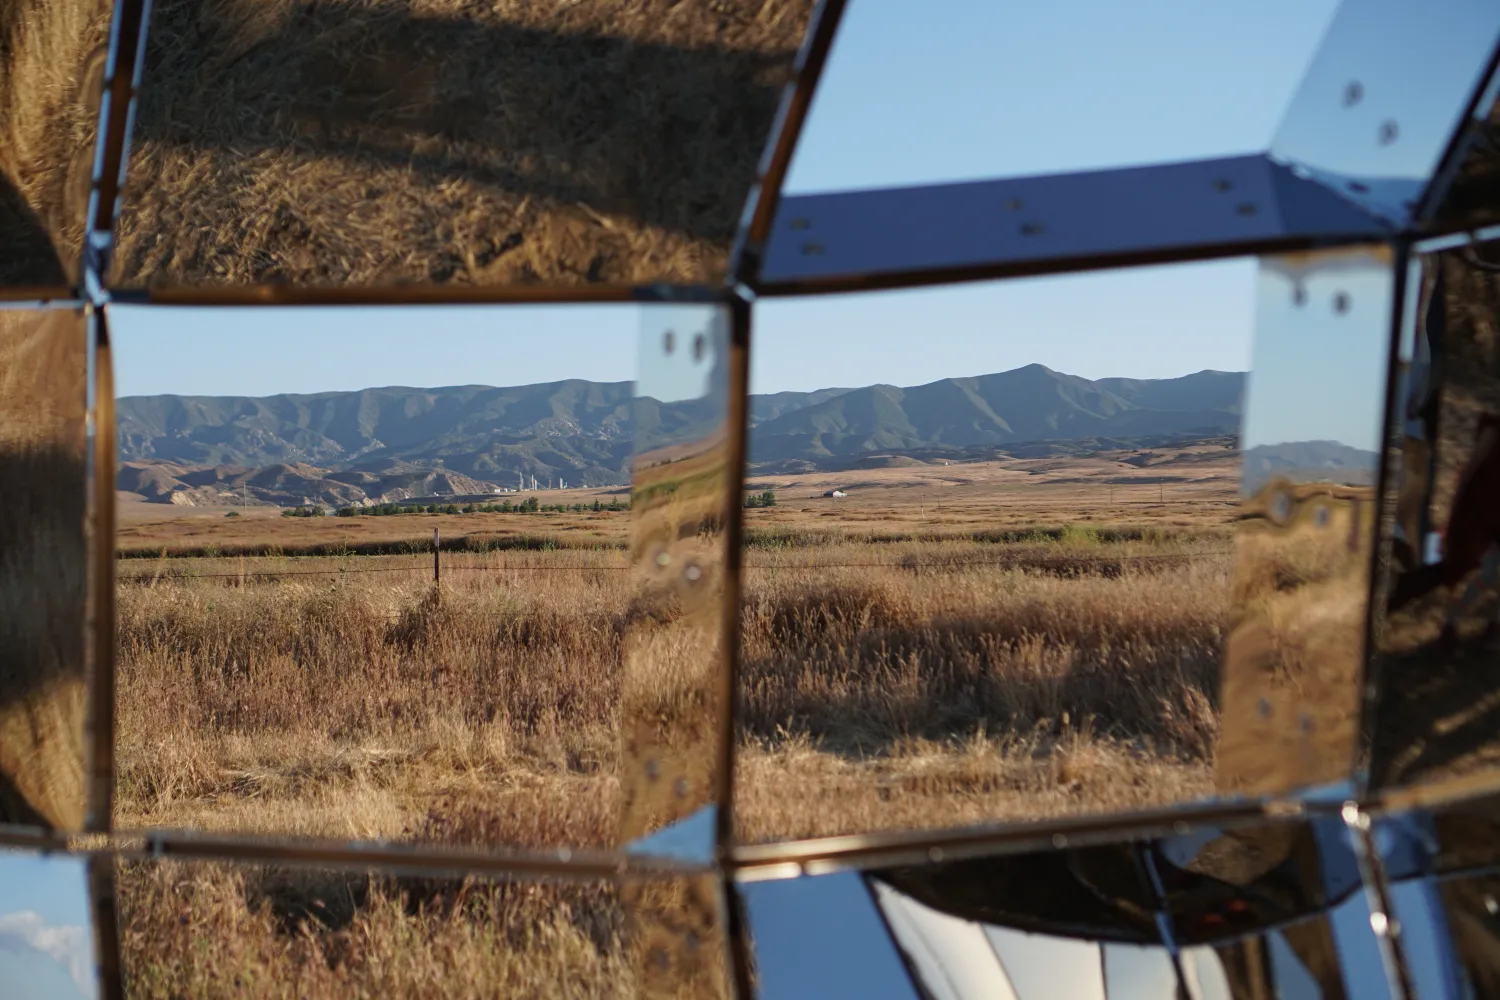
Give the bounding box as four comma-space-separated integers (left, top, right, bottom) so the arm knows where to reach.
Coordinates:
109, 0, 812, 289
0, 306, 90, 831
109, 303, 642, 849
114, 854, 726, 998
621, 304, 734, 862
0, 0, 110, 287
0, 848, 103, 1000
1422, 69, 1500, 235
784, 0, 1339, 194
737, 839, 1173, 1000
1217, 246, 1394, 798
735, 261, 1256, 843
1156, 817, 1397, 1000
1369, 245, 1500, 793
1270, 0, 1500, 226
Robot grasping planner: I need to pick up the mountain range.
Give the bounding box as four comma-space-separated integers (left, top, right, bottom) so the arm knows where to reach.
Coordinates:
117, 365, 1265, 507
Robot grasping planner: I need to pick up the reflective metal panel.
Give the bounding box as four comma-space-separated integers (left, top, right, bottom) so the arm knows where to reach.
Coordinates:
107, 303, 641, 850
1270, 0, 1500, 227
109, 1, 812, 289
0, 0, 110, 288
1217, 246, 1394, 798
1369, 246, 1500, 793
1156, 817, 1397, 999
0, 307, 90, 831
621, 304, 735, 862
758, 156, 1385, 293
0, 847, 101, 999
737, 871, 920, 1000
1420, 68, 1500, 235
736, 263, 1252, 843
111, 854, 723, 997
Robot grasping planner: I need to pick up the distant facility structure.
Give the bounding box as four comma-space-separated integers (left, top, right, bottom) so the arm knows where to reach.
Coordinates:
823, 489, 847, 498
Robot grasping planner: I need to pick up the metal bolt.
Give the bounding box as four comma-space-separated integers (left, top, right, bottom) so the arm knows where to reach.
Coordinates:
645, 759, 661, 781
1020, 222, 1044, 236
1378, 120, 1399, 146
1334, 291, 1351, 314
802, 242, 825, 256
662, 330, 675, 355
1343, 81, 1363, 107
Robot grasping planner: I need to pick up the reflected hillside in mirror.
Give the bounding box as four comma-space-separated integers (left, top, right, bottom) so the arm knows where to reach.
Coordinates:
109, 304, 666, 851
112, 0, 811, 288
734, 263, 1255, 843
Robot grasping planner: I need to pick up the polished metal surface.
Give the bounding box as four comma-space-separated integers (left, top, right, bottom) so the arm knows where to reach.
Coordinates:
1271, 0, 1500, 227
0, 847, 102, 999
0, 308, 91, 832
757, 156, 1385, 293
622, 304, 736, 862
1217, 246, 1395, 798
21, 0, 1500, 995
1369, 242, 1500, 794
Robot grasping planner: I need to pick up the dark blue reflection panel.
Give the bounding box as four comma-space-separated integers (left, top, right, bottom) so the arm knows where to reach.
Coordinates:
737, 872, 919, 1000
1272, 0, 1500, 226
760, 155, 1384, 288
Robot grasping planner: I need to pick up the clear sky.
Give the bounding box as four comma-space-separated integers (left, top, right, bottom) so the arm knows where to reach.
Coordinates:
112, 0, 1346, 401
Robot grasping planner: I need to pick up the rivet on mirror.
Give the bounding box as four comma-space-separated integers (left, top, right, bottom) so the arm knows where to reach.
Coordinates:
1258, 698, 1274, 719
927, 847, 944, 862
1004, 197, 1024, 211
1343, 81, 1364, 107
1333, 291, 1351, 314
1292, 283, 1308, 307
692, 332, 706, 363
1020, 222, 1044, 236
1212, 178, 1234, 193
662, 330, 676, 355
1348, 180, 1371, 194
789, 217, 811, 230
1486, 896, 1498, 916
1299, 714, 1314, 734
1236, 202, 1258, 217
674, 777, 690, 798
802, 242, 825, 256
1052, 834, 1067, 848
646, 759, 661, 781
1378, 120, 1399, 146
655, 550, 672, 568
683, 564, 703, 585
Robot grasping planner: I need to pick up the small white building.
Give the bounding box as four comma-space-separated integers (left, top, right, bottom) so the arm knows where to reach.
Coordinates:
823, 489, 848, 498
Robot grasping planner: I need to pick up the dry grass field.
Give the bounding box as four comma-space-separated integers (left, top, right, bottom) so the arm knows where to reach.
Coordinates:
0, 309, 87, 831
113, 449, 1250, 995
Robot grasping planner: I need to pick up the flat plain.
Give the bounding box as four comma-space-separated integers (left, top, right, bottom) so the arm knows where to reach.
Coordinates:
116, 446, 1241, 997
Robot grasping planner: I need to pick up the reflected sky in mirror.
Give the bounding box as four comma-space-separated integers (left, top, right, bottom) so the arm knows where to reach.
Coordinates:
0, 850, 96, 1000
786, 0, 1340, 194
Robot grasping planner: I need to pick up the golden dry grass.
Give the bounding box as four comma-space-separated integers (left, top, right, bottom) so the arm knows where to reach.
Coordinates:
0, 0, 109, 285
0, 309, 88, 829
110, 0, 813, 288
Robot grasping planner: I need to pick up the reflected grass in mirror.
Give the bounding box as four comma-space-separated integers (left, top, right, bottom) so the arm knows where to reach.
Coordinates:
620, 305, 733, 855
1217, 246, 1394, 798
114, 856, 725, 999
110, 304, 641, 850
735, 263, 1256, 842
112, 0, 812, 288
0, 307, 88, 831
0, 0, 109, 287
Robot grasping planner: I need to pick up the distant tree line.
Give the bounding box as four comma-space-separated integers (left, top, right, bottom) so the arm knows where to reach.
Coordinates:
330, 497, 630, 517
743, 490, 777, 509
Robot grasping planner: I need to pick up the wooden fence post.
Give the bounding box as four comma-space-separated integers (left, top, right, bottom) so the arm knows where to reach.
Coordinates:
433, 527, 440, 589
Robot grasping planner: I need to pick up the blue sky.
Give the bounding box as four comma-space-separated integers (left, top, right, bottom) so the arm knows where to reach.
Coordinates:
113, 0, 1346, 401
0, 852, 97, 1000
